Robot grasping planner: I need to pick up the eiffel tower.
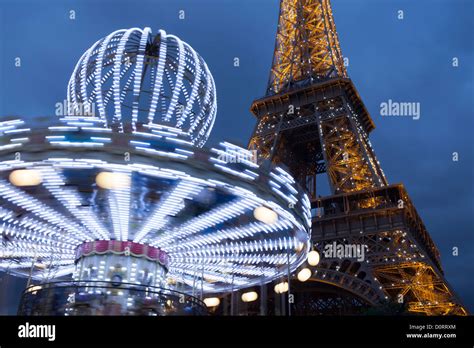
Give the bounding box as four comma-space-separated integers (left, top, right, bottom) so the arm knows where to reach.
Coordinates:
248, 0, 467, 315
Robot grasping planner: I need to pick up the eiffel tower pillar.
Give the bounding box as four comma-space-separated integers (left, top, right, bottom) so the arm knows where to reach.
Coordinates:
248, 0, 467, 315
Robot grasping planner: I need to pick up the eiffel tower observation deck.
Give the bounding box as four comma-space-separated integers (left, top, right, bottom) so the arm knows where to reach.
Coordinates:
248, 0, 467, 315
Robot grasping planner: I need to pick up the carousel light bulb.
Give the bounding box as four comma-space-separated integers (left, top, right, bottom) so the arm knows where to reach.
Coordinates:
241, 291, 258, 303
274, 281, 289, 294
203, 297, 220, 307
253, 206, 278, 224
307, 250, 320, 266
9, 169, 42, 186
96, 172, 131, 190
297, 268, 312, 282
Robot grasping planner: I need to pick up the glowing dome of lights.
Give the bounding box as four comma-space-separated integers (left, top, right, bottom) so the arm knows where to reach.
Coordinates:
0, 117, 311, 293
67, 27, 216, 147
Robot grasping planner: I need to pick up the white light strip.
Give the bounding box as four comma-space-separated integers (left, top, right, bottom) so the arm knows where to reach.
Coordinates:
177, 42, 201, 128
131, 27, 151, 130
168, 220, 293, 252
108, 171, 131, 241
148, 29, 168, 124
40, 167, 109, 240
112, 28, 137, 126
94, 30, 123, 124
164, 35, 185, 122
1, 210, 80, 245
0, 180, 91, 241
134, 180, 202, 243
154, 198, 256, 248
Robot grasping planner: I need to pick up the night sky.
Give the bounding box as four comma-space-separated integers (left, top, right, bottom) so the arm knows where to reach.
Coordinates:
0, 0, 472, 314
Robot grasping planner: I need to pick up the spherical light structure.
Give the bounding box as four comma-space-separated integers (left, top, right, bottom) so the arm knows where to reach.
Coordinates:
67, 27, 216, 147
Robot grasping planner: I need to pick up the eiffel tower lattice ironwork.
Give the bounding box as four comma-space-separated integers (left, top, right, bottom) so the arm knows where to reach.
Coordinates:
248, 0, 467, 315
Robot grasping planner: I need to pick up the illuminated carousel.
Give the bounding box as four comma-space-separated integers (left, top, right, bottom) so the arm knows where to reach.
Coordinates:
0, 28, 311, 315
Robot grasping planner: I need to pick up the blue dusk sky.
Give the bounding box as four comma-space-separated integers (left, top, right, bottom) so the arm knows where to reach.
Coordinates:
0, 0, 472, 314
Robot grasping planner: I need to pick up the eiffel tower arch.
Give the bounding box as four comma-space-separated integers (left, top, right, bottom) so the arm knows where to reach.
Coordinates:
248, 0, 467, 315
